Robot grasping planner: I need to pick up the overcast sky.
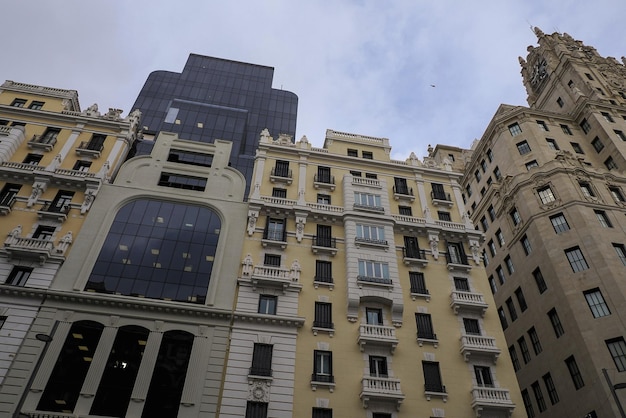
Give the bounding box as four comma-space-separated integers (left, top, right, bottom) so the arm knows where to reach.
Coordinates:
4, 1, 626, 159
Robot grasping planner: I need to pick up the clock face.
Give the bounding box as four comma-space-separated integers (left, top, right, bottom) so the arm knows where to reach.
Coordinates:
530, 58, 548, 86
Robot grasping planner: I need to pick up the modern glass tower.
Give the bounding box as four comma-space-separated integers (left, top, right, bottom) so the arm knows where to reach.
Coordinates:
130, 54, 299, 186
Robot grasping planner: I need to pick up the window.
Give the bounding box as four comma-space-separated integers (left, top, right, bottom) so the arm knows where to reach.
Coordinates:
315, 260, 332, 283
394, 177, 410, 195
498, 307, 508, 330
372, 414, 391, 418
158, 172, 207, 191
537, 186, 555, 204
315, 224, 333, 248
605, 156, 618, 170
47, 190, 74, 213
347, 148, 358, 157
496, 229, 505, 247
518, 336, 531, 364
72, 160, 92, 172
264, 254, 281, 267
614, 243, 626, 265
11, 98, 27, 107
601, 111, 614, 122
595, 210, 612, 227
398, 205, 412, 216
312, 408, 332, 418
615, 130, 626, 141
365, 172, 377, 179
446, 242, 467, 265
528, 327, 542, 354
23, 153, 43, 165
487, 205, 496, 221
488, 240, 496, 257
525, 160, 538, 170
515, 287, 527, 311
483, 250, 489, 267
317, 194, 331, 205
609, 186, 625, 202
578, 181, 594, 198
557, 97, 564, 107
0, 183, 21, 207
431, 183, 448, 200
509, 346, 521, 372
584, 288, 610, 318
271, 188, 287, 198
350, 170, 362, 177
366, 307, 383, 325
516, 140, 531, 155
83, 133, 106, 151
409, 272, 428, 294
273, 160, 290, 178
33, 225, 55, 240
508, 123, 522, 136
250, 343, 273, 377
357, 260, 390, 284
494, 266, 504, 285
522, 389, 535, 418
488, 276, 497, 294
354, 192, 382, 210
415, 313, 436, 340
245, 402, 268, 418
560, 124, 572, 135
6, 266, 33, 286
369, 355, 388, 377
167, 149, 213, 167
531, 381, 547, 412
313, 302, 333, 329
480, 159, 487, 172
521, 235, 532, 255
591, 136, 604, 152
453, 276, 470, 292
423, 361, 445, 393
258, 295, 277, 315
362, 151, 373, 159
510, 207, 521, 226
546, 138, 559, 150
506, 297, 518, 321
356, 224, 385, 244
474, 365, 493, 387
493, 166, 501, 180
533, 268, 547, 293
474, 169, 482, 182
313, 350, 333, 383
565, 355, 584, 389
537, 120, 549, 131
548, 308, 564, 337
580, 119, 591, 134
264, 218, 286, 242
550, 213, 569, 233
437, 211, 451, 221
571, 142, 584, 154
316, 166, 332, 184
606, 338, 626, 372
480, 216, 488, 231
565, 246, 588, 272
465, 184, 472, 197
463, 318, 481, 335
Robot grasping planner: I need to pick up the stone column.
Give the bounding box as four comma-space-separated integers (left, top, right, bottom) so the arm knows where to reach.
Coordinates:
180, 330, 212, 406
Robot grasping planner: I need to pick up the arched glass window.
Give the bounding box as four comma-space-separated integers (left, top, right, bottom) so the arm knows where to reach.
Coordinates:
86, 199, 221, 303
90, 325, 150, 417
37, 321, 104, 413
142, 330, 194, 418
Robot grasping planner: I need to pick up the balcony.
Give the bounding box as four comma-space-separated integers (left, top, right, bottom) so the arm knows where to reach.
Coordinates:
393, 185, 415, 202
312, 320, 334, 337
352, 177, 381, 188
402, 247, 428, 267
445, 252, 471, 272
313, 174, 335, 191
460, 334, 501, 363
311, 373, 335, 392
261, 229, 287, 249
270, 167, 293, 185
76, 140, 104, 158
450, 290, 488, 316
360, 376, 405, 410
431, 190, 453, 207
410, 286, 430, 302
355, 237, 388, 250
353, 203, 385, 213
471, 387, 515, 417
357, 324, 399, 354
424, 383, 448, 402
357, 275, 392, 289
28, 134, 56, 151
247, 265, 300, 291
37, 203, 71, 222
312, 236, 337, 256
4, 236, 58, 264
0, 194, 17, 215
313, 275, 334, 290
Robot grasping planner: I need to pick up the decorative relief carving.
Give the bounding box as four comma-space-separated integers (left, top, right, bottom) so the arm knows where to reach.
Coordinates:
248, 380, 270, 403
247, 210, 259, 236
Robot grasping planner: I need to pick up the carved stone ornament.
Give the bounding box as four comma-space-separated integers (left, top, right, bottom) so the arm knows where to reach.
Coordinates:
469, 239, 481, 265
295, 216, 306, 242
429, 234, 439, 260
248, 380, 270, 403
247, 210, 259, 236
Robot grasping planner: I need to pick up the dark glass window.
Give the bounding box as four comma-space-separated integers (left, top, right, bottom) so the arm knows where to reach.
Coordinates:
347, 148, 358, 157
531, 381, 547, 412
85, 200, 221, 304
315, 260, 332, 283
33, 225, 56, 240
272, 188, 287, 198
571, 142, 584, 154
23, 153, 43, 165
533, 268, 547, 293
431, 183, 447, 200
606, 337, 626, 372
313, 350, 333, 382
317, 194, 331, 205
394, 177, 410, 195
48, 190, 74, 213
565, 355, 584, 389
548, 308, 564, 337
515, 287, 528, 311
273, 160, 290, 177
29, 100, 45, 110
509, 346, 521, 371
0, 183, 20, 207
315, 224, 332, 247
522, 389, 535, 418
437, 211, 451, 221
498, 307, 508, 330
463, 318, 480, 335
516, 140, 531, 155
245, 402, 268, 418
474, 365, 493, 387
264, 254, 281, 266
506, 297, 518, 321
398, 205, 412, 216
454, 277, 470, 291
591, 136, 604, 153
6, 266, 32, 286
528, 327, 542, 354
565, 246, 588, 272
543, 373, 560, 405
264, 218, 286, 241
508, 123, 522, 136
423, 361, 445, 392
73, 160, 92, 172
167, 149, 213, 167
366, 308, 383, 325
579, 119, 591, 134
584, 288, 610, 317
316, 166, 332, 184
369, 355, 388, 377
10, 98, 26, 107
518, 336, 531, 364
546, 138, 559, 150
250, 343, 273, 377
158, 172, 207, 191
362, 151, 373, 159
312, 408, 332, 418
550, 213, 569, 233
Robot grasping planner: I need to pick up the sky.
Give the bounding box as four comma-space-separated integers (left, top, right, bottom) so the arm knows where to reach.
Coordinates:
3, 1, 626, 160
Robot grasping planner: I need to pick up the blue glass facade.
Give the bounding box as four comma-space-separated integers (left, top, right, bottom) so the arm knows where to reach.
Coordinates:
130, 54, 298, 187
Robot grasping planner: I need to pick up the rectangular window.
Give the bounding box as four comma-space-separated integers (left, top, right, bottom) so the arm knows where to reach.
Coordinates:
609, 186, 625, 202
518, 336, 531, 364
474, 365, 494, 387
394, 177, 410, 195
167, 149, 213, 167
273, 160, 290, 177
537, 120, 549, 131
584, 288, 611, 317
315, 260, 332, 283
258, 295, 277, 315
357, 260, 390, 284
528, 327, 542, 354
11, 98, 27, 107
560, 124, 572, 135
483, 250, 489, 267
498, 307, 508, 330
250, 343, 273, 377
606, 337, 626, 372
264, 254, 281, 267
350, 170, 362, 177
488, 240, 496, 257
550, 213, 570, 233
245, 402, 268, 418
23, 153, 43, 165
521, 235, 532, 255
313, 350, 333, 382
158, 172, 207, 191
531, 381, 547, 412
33, 225, 55, 240
355, 224, 385, 244
453, 276, 470, 292
548, 308, 564, 337
515, 287, 527, 311
365, 173, 377, 179
409, 272, 428, 294
565, 246, 588, 272
347, 148, 358, 157
509, 346, 521, 372
557, 97, 564, 108
480, 159, 487, 172
423, 361, 445, 393
506, 297, 518, 321
164, 107, 179, 123
6, 266, 33, 286
602, 112, 614, 122
496, 229, 505, 247
510, 208, 521, 226
522, 389, 536, 418
614, 243, 626, 265
465, 184, 473, 197
463, 318, 481, 335
398, 205, 412, 216
72, 160, 92, 172
538, 186, 556, 204
488, 205, 496, 221
437, 211, 451, 221
474, 169, 482, 182
0, 183, 21, 208
271, 188, 287, 199
493, 166, 502, 180
546, 138, 559, 150
565, 355, 585, 389
316, 166, 332, 184
533, 268, 547, 293
571, 142, 584, 154
312, 408, 332, 418
431, 183, 448, 200
580, 119, 591, 134
366, 308, 383, 325
543, 373, 560, 405
496, 266, 505, 285
353, 192, 382, 210
579, 181, 595, 197
591, 136, 604, 153
315, 224, 333, 247
525, 160, 538, 170
488, 276, 497, 294
615, 130, 626, 141
369, 355, 388, 377
508, 123, 522, 136
362, 151, 373, 159
605, 156, 618, 170
314, 302, 333, 329
517, 140, 531, 155
264, 218, 286, 242
317, 193, 331, 205
487, 148, 494, 162
415, 313, 436, 340
595, 210, 612, 227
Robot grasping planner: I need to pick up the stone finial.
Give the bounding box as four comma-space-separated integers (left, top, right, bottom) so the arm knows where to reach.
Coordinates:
533, 26, 545, 37
259, 128, 271, 143
519, 56, 526, 66
300, 135, 309, 144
